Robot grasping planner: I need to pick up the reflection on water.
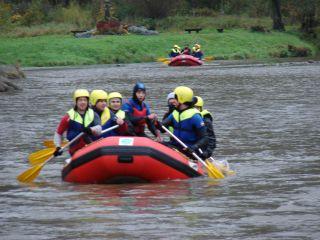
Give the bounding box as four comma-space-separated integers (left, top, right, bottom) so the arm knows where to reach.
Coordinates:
0, 61, 319, 239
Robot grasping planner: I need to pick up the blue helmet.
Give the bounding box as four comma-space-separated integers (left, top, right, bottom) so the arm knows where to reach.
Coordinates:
133, 82, 146, 100
133, 82, 146, 94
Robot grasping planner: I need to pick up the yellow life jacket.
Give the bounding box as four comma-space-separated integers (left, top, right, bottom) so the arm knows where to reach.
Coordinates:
101, 108, 112, 125
67, 108, 94, 127
172, 48, 180, 54
200, 109, 212, 119
115, 109, 125, 119
173, 108, 200, 122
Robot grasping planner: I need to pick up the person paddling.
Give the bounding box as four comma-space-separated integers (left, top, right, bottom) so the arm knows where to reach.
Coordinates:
169, 44, 181, 58
107, 92, 135, 136
162, 86, 208, 158
122, 82, 162, 141
53, 89, 102, 156
182, 45, 192, 55
90, 89, 124, 138
192, 44, 204, 60
194, 96, 216, 158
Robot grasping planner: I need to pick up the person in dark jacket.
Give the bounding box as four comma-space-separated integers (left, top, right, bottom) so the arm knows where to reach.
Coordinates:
169, 45, 181, 58
162, 92, 179, 121
162, 86, 208, 159
122, 82, 162, 141
194, 96, 216, 158
192, 44, 204, 60
182, 46, 191, 55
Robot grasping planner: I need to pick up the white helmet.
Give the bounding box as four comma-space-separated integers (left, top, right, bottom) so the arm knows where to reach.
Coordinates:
166, 92, 175, 102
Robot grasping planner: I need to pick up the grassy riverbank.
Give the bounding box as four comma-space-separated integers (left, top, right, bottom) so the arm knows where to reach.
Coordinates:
0, 29, 316, 67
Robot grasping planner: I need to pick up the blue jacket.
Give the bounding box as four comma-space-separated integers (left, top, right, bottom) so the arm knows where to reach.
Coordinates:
166, 108, 205, 147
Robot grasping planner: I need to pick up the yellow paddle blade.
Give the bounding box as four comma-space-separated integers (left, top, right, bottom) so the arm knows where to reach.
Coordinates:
28, 148, 55, 163
204, 56, 214, 61
43, 140, 68, 148
29, 150, 55, 166
17, 163, 44, 183
157, 57, 169, 63
206, 159, 225, 179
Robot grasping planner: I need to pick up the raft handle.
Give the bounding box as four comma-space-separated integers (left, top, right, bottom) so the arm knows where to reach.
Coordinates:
118, 155, 133, 163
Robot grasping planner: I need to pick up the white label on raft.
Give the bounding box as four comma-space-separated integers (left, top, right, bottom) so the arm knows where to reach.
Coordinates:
189, 161, 198, 171
119, 137, 134, 146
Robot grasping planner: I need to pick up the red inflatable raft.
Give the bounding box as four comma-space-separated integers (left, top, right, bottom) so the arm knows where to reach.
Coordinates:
169, 54, 203, 66
62, 136, 205, 184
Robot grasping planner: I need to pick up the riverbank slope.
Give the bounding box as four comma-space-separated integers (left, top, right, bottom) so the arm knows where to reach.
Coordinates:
0, 29, 316, 67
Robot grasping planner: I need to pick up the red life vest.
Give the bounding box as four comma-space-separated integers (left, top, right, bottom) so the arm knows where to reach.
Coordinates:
132, 103, 147, 135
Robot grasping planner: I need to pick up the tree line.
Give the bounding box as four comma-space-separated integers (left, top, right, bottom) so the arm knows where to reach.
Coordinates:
2, 0, 319, 34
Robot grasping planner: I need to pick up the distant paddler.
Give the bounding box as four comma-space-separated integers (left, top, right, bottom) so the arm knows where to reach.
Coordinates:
169, 44, 181, 58
192, 44, 204, 60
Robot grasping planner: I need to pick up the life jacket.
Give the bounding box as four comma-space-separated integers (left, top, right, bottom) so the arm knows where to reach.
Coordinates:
200, 109, 212, 121
100, 107, 117, 138
129, 100, 147, 135
172, 48, 180, 54
168, 125, 174, 133
67, 108, 94, 141
66, 108, 95, 154
115, 109, 125, 119
112, 109, 128, 136
192, 49, 203, 59
200, 109, 216, 155
172, 108, 202, 146
101, 107, 111, 125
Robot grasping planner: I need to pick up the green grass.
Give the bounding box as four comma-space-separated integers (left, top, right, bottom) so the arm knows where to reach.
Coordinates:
0, 29, 316, 67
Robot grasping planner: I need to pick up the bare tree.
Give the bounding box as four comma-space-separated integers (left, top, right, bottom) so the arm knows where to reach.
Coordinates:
300, 0, 317, 35
271, 0, 285, 31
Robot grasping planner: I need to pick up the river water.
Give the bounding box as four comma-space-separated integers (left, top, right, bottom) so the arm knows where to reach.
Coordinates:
0, 61, 319, 239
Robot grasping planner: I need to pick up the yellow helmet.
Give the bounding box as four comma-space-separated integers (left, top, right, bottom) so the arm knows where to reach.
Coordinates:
174, 44, 180, 50
108, 92, 123, 102
194, 96, 204, 107
174, 86, 194, 104
73, 89, 90, 102
90, 90, 108, 106
194, 44, 201, 49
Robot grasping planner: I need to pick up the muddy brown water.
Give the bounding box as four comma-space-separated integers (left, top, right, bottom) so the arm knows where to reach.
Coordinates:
0, 61, 319, 239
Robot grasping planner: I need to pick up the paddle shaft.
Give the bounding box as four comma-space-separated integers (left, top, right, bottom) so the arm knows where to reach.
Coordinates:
56, 124, 119, 153
161, 125, 210, 169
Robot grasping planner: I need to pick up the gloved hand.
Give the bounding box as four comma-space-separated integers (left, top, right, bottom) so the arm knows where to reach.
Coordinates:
83, 127, 92, 135
189, 145, 198, 153
53, 147, 62, 157
200, 150, 210, 159
184, 145, 198, 155
154, 120, 163, 130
